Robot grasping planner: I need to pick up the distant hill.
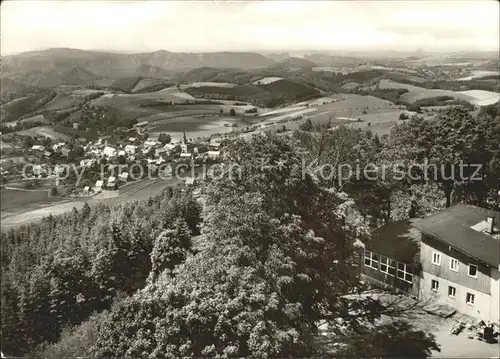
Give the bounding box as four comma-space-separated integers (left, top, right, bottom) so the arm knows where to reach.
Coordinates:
264, 52, 291, 62
0, 78, 36, 104
1, 66, 104, 88
184, 78, 320, 108
270, 57, 317, 69
303, 53, 363, 67
134, 64, 173, 78
1, 48, 276, 86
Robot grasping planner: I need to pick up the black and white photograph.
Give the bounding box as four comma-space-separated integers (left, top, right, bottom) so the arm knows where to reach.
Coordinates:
1, 0, 499, 357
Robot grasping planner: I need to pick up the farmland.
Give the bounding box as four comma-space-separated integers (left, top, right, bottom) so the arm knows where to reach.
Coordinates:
252, 77, 283, 85
12, 126, 73, 141
375, 79, 476, 103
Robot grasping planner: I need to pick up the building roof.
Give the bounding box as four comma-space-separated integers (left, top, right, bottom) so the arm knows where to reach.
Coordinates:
95, 180, 104, 187
412, 204, 500, 268
31, 145, 45, 151
367, 219, 421, 264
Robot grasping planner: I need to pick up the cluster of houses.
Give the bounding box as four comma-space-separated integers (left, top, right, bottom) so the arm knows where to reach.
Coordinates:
27, 134, 223, 194
361, 204, 499, 324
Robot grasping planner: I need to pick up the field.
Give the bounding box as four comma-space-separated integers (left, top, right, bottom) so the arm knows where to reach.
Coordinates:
456, 70, 500, 81
253, 77, 283, 85
131, 78, 171, 93
20, 114, 50, 125
457, 90, 500, 106
0, 188, 66, 217
187, 82, 236, 88
13, 126, 73, 141
1, 169, 202, 229
252, 93, 405, 136
376, 79, 477, 103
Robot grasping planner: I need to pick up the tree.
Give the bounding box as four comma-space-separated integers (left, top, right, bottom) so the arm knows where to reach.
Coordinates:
219, 108, 223, 116
23, 136, 34, 149
384, 107, 500, 208
229, 108, 236, 116
183, 132, 188, 144
157, 133, 171, 145
150, 218, 191, 279
299, 118, 313, 131
399, 112, 409, 120
49, 187, 58, 197
406, 103, 422, 113
117, 155, 126, 165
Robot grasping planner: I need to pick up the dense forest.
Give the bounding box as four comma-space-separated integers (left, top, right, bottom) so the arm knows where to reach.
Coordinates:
2, 105, 499, 358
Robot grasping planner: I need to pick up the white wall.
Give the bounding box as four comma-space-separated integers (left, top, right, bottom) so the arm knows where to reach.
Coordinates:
420, 272, 494, 321
490, 268, 499, 324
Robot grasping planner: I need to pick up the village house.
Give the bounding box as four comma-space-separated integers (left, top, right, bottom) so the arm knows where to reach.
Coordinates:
144, 139, 160, 148
118, 172, 129, 182
209, 140, 222, 150
61, 148, 71, 158
94, 180, 103, 192
207, 150, 221, 160
157, 143, 176, 156
124, 144, 137, 155
102, 146, 117, 158
31, 145, 45, 152
413, 204, 499, 323
106, 176, 117, 189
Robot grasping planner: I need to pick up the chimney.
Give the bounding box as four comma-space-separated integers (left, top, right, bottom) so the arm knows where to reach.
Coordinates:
486, 217, 495, 234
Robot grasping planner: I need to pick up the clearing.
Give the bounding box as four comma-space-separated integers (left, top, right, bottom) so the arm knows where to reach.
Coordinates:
456, 70, 500, 81
187, 82, 236, 88
12, 126, 72, 141
376, 79, 477, 103
457, 90, 500, 106
0, 188, 66, 216
252, 77, 283, 85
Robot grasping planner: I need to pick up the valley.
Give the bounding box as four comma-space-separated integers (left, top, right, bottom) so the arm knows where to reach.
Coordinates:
1, 48, 499, 224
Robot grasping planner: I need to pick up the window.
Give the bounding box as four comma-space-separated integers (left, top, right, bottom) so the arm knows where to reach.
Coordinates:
468, 264, 478, 278
432, 252, 441, 265
466, 292, 475, 305
380, 256, 396, 276
431, 279, 439, 291
364, 250, 379, 270
396, 262, 413, 283
449, 258, 459, 272
448, 286, 456, 298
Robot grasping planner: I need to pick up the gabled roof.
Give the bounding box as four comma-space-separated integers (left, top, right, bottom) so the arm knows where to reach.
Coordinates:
368, 220, 421, 264
412, 204, 500, 268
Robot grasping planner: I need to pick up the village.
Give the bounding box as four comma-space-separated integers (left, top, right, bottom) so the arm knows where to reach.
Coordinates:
0, 120, 224, 199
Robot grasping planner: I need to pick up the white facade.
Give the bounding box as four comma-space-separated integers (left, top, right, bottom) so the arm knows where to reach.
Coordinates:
419, 272, 497, 322
103, 146, 117, 158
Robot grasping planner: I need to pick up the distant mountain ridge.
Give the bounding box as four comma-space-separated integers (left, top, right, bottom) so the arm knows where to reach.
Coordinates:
1, 48, 277, 84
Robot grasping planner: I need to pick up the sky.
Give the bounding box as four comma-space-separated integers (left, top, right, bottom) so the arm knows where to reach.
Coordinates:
1, 0, 499, 55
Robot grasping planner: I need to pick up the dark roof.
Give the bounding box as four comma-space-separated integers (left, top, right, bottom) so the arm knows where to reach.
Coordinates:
412, 204, 500, 268
367, 220, 421, 264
